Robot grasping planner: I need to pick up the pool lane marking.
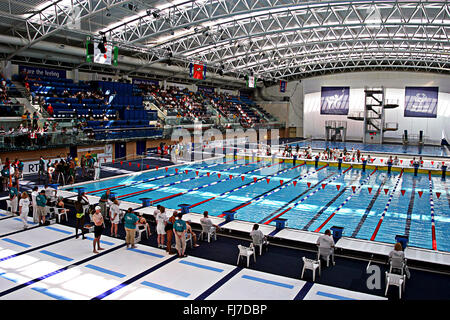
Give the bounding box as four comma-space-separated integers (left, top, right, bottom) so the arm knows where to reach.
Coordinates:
428, 176, 437, 250
369, 169, 404, 241
404, 178, 416, 238
315, 167, 378, 233
118, 159, 261, 200
150, 159, 278, 205
261, 169, 340, 225
302, 172, 360, 230
0, 243, 126, 298
86, 159, 237, 195
1, 238, 31, 248
219, 163, 316, 216
351, 176, 388, 238
187, 161, 284, 209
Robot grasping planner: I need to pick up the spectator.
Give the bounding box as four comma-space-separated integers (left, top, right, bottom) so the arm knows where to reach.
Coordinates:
92, 206, 105, 253
1, 165, 9, 192
18, 192, 30, 229
186, 220, 200, 247
31, 186, 39, 223
9, 184, 19, 215
36, 190, 47, 225
173, 211, 187, 258
109, 199, 120, 238
137, 213, 152, 237
250, 224, 268, 251
156, 206, 168, 248
316, 229, 335, 261
99, 189, 110, 218
165, 211, 176, 255
123, 208, 139, 249
200, 211, 220, 231
74, 194, 88, 239
389, 242, 405, 261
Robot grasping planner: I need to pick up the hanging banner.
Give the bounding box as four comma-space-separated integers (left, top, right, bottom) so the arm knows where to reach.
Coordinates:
197, 85, 215, 94
280, 80, 287, 93
19, 65, 66, 79
404, 87, 438, 118
132, 78, 160, 86
320, 86, 350, 115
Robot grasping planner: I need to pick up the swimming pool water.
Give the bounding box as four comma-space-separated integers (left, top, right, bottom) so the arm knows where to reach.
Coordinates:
71, 158, 450, 252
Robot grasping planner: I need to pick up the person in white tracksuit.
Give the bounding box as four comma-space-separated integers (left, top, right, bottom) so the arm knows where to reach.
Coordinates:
31, 186, 39, 223
94, 159, 100, 180
18, 192, 30, 229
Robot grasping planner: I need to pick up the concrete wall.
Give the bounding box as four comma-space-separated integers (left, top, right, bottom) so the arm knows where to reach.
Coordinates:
303, 71, 450, 143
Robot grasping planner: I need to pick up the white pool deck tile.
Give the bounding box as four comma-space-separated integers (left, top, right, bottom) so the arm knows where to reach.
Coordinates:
206, 268, 307, 300
0, 232, 122, 296
105, 255, 236, 300
304, 284, 386, 300
2, 243, 168, 300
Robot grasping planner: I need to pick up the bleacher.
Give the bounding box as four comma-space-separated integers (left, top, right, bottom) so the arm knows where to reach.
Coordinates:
19, 75, 162, 141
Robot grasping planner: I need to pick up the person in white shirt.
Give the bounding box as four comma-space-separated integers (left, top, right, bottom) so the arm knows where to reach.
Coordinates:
156, 206, 168, 248
31, 186, 39, 223
44, 184, 54, 199
199, 211, 220, 231
316, 229, 335, 263
18, 192, 30, 229
109, 199, 121, 237
250, 224, 268, 253
94, 158, 100, 180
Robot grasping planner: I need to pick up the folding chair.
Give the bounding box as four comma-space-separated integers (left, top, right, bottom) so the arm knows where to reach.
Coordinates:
5, 199, 13, 215
135, 224, 148, 243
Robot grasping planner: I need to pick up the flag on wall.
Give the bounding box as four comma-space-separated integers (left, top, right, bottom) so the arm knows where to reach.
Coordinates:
189, 63, 207, 80
404, 87, 438, 118
280, 80, 287, 93
247, 76, 256, 88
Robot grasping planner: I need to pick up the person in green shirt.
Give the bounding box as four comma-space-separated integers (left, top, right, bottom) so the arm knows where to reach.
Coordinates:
36, 190, 47, 225
9, 185, 19, 215
123, 208, 139, 249
99, 189, 110, 218
173, 211, 187, 258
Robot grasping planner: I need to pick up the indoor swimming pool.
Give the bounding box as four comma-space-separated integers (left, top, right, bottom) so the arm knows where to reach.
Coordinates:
67, 158, 450, 252
285, 140, 449, 157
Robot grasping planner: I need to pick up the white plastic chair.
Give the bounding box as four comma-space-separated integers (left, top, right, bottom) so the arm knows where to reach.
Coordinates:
200, 223, 217, 242
135, 224, 148, 243
5, 199, 12, 215
301, 257, 321, 282
185, 232, 193, 249
54, 208, 67, 223
317, 246, 335, 267
385, 272, 406, 299
237, 244, 256, 267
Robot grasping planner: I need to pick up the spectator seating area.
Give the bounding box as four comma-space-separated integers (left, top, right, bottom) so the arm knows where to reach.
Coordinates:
0, 76, 23, 117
